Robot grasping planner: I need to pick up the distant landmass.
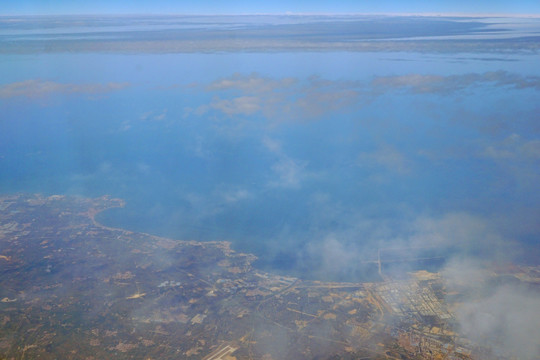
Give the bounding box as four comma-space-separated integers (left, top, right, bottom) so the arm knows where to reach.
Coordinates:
2, 15, 540, 54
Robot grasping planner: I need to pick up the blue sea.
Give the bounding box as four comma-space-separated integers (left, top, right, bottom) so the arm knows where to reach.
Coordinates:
2, 17, 540, 280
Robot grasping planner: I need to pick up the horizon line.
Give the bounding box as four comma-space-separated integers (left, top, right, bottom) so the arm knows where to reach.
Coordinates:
2, 12, 540, 18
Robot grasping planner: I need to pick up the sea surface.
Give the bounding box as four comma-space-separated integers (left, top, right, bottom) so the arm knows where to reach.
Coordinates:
2, 17, 540, 280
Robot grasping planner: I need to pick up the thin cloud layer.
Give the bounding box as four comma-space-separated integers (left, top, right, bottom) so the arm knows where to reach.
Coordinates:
194, 73, 365, 122
207, 73, 296, 93
194, 71, 540, 123
371, 70, 540, 94
210, 96, 261, 116
0, 79, 131, 98
457, 285, 540, 360
263, 137, 309, 188
442, 258, 540, 360
483, 133, 540, 160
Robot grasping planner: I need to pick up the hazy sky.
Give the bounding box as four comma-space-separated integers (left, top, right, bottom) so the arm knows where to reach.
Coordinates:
2, 0, 540, 15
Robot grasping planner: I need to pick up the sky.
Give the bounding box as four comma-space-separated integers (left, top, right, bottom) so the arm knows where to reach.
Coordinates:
2, 0, 540, 15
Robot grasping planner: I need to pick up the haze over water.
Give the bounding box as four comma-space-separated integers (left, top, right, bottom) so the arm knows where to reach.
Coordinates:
1, 15, 540, 281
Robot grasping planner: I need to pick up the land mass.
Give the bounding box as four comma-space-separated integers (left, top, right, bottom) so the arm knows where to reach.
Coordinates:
0, 194, 538, 359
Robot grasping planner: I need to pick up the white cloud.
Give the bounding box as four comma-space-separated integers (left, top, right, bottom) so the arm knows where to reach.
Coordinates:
261, 136, 282, 153
263, 136, 308, 189
441, 257, 492, 291
309, 235, 360, 277
456, 284, 540, 359
207, 73, 296, 93
193, 71, 540, 125
270, 157, 307, 189
210, 96, 261, 116
196, 73, 366, 122
440, 257, 540, 359
408, 212, 506, 251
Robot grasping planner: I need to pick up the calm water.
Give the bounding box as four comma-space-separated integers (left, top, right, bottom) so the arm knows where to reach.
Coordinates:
2, 51, 540, 280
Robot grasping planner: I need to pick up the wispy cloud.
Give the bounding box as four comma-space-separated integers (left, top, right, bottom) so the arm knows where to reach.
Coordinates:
221, 189, 252, 204
295, 208, 517, 277
442, 258, 540, 360
457, 284, 540, 359
207, 73, 296, 93
263, 137, 308, 189
482, 133, 540, 160
0, 79, 131, 99
357, 145, 412, 175
193, 71, 540, 125
210, 96, 261, 116
371, 70, 540, 94
194, 73, 365, 122
269, 157, 307, 189
140, 109, 168, 122
401, 212, 517, 260
170, 186, 254, 225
